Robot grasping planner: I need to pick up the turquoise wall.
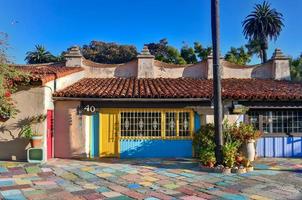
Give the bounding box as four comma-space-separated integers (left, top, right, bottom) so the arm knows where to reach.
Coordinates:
120, 139, 193, 158
90, 114, 99, 158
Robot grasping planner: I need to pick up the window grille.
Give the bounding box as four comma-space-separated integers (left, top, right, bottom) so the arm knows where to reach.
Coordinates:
249, 110, 302, 134
121, 112, 161, 137
120, 110, 193, 138
179, 112, 190, 136
165, 112, 176, 137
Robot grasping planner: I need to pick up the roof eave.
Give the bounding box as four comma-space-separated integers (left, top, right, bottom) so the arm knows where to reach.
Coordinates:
52, 97, 211, 102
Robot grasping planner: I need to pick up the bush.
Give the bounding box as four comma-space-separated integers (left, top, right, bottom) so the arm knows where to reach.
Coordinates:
229, 122, 262, 142
194, 121, 261, 167
193, 124, 216, 166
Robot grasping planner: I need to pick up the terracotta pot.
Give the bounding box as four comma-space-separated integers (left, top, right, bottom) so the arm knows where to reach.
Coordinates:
31, 136, 43, 148
207, 162, 215, 168
236, 156, 244, 163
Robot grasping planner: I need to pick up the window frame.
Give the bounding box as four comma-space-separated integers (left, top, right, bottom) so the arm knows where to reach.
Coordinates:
118, 109, 194, 139
247, 109, 302, 137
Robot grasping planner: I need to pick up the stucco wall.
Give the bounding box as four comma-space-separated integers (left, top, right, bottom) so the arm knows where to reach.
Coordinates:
81, 57, 288, 80
153, 62, 207, 78
83, 60, 138, 78
54, 100, 86, 158
44, 70, 86, 110
0, 87, 45, 161
221, 60, 274, 79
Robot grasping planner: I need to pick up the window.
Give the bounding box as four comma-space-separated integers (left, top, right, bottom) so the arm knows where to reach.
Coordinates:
179, 112, 190, 137
249, 110, 302, 134
120, 110, 193, 138
165, 112, 176, 137
121, 112, 161, 137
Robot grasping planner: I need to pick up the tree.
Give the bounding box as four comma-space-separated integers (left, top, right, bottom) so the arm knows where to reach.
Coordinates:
225, 46, 251, 65
1, 33, 29, 120
81, 41, 137, 64
25, 45, 57, 64
181, 44, 197, 64
194, 42, 212, 61
245, 39, 263, 62
290, 55, 302, 81
146, 39, 186, 64
243, 1, 284, 63
0, 32, 10, 64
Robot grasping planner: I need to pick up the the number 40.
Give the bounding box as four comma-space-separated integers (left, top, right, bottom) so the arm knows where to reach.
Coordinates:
84, 105, 96, 112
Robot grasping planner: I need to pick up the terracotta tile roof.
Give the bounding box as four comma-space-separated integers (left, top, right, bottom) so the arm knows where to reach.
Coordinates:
53, 78, 302, 101
13, 63, 84, 85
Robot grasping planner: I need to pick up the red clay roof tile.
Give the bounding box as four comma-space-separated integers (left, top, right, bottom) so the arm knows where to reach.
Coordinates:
53, 78, 302, 101
13, 63, 84, 85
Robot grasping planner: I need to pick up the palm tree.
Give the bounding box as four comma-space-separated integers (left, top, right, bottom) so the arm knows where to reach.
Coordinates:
225, 46, 251, 65
243, 1, 284, 63
245, 40, 264, 62
25, 45, 56, 64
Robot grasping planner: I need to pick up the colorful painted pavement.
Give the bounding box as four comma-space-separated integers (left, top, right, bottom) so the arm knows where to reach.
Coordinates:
0, 158, 301, 200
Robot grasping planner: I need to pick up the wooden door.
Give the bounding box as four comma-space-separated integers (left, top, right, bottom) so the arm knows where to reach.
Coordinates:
99, 110, 119, 157
47, 110, 54, 159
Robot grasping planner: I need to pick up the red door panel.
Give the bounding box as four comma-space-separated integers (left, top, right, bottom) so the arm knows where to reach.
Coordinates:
47, 110, 54, 159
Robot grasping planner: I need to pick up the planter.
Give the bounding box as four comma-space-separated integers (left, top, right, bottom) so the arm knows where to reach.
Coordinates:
231, 167, 247, 174
31, 136, 43, 148
246, 166, 254, 172
237, 167, 247, 174
222, 167, 232, 174
242, 139, 256, 161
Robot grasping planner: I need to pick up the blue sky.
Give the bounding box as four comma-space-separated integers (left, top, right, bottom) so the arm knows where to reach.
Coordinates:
1, 0, 301, 64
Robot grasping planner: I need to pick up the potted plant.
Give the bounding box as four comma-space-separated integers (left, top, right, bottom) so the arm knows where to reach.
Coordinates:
20, 114, 46, 148
230, 123, 262, 161
200, 146, 216, 168
222, 140, 241, 172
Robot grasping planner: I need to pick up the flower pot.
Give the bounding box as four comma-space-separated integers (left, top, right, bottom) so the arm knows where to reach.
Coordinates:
31, 136, 43, 148
237, 167, 247, 174
223, 168, 232, 174
246, 166, 254, 172
236, 155, 244, 164
242, 139, 256, 161
207, 162, 215, 168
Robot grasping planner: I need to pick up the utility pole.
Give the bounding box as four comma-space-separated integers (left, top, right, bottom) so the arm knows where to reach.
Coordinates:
211, 0, 224, 165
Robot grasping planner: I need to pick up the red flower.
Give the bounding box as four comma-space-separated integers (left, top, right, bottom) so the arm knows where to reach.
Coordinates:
4, 91, 11, 98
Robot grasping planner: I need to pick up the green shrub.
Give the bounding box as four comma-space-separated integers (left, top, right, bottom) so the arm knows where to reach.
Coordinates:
222, 140, 241, 168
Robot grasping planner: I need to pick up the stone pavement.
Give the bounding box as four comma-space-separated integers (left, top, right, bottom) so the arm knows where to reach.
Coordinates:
0, 158, 301, 200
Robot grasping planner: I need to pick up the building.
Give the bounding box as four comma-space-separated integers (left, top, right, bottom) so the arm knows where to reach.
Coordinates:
1, 46, 302, 161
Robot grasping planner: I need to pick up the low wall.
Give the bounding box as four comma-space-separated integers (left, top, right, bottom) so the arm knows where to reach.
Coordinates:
0, 87, 45, 161
256, 137, 302, 157
120, 139, 192, 158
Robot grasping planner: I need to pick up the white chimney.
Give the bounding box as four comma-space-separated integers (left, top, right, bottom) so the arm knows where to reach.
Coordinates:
137, 46, 155, 78
271, 48, 291, 80
64, 46, 83, 67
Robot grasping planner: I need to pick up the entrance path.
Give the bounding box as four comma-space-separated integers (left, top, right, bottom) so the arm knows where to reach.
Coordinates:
0, 158, 301, 200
